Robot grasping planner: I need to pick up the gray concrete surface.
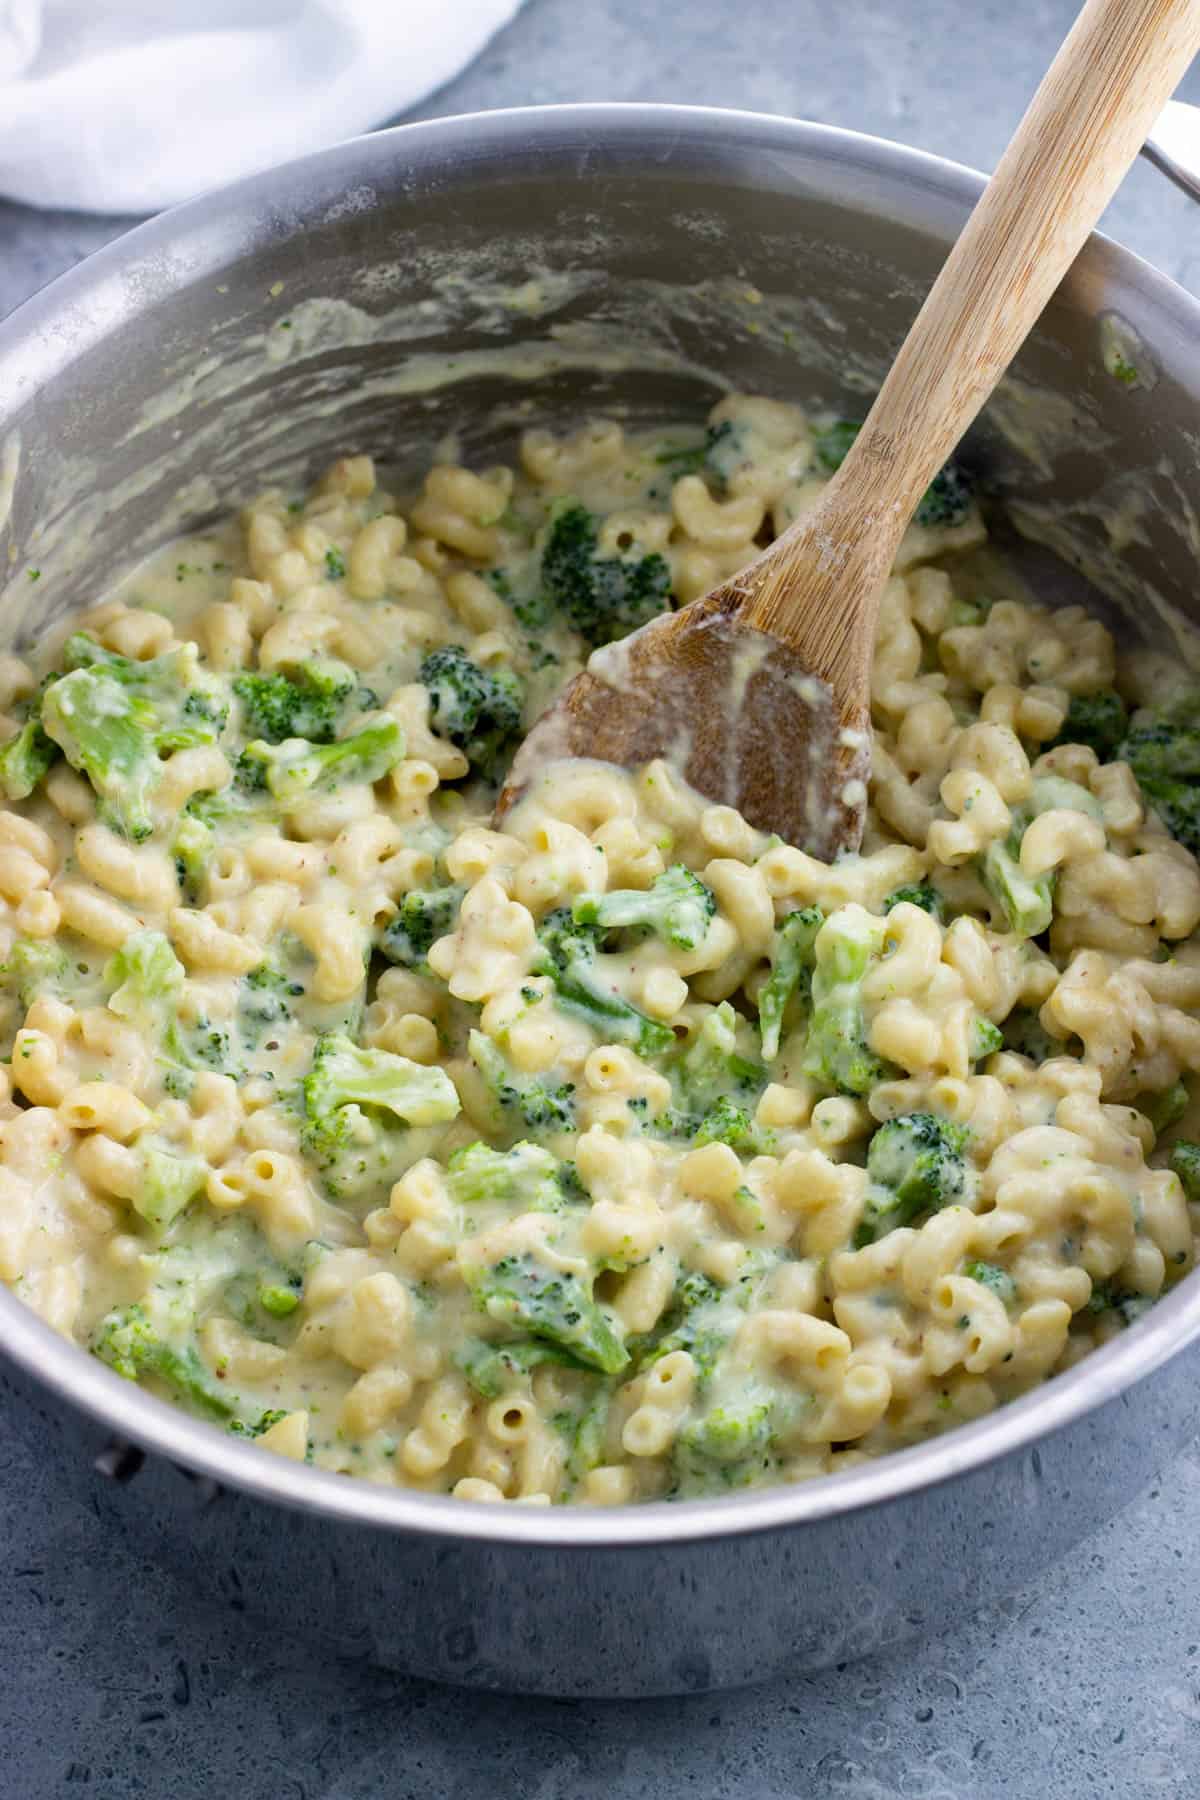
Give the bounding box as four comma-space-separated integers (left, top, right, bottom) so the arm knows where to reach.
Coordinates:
3, 1, 1200, 1793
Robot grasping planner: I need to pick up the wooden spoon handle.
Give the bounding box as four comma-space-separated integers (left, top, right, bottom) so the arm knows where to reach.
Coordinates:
747, 0, 1200, 650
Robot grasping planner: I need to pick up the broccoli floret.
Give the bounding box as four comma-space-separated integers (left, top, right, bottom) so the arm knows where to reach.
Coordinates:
1, 938, 70, 1009
105, 930, 246, 1089
1001, 1007, 1062, 1062
171, 813, 212, 905
444, 1139, 567, 1212
462, 1251, 629, 1375
228, 1408, 291, 1440
417, 646, 523, 778
41, 638, 229, 841
963, 1260, 1017, 1305
679, 1000, 766, 1111
468, 1031, 575, 1137
672, 1398, 778, 1494
856, 1112, 974, 1244
105, 930, 185, 1024
914, 460, 974, 528
654, 419, 738, 483
454, 1336, 589, 1397
803, 905, 888, 1096
969, 1016, 1004, 1061
535, 908, 673, 1057
133, 1138, 206, 1229
884, 883, 944, 921
258, 1283, 301, 1319
980, 837, 1054, 939
1170, 1139, 1200, 1202
233, 658, 357, 745
236, 716, 403, 803
540, 502, 673, 648
812, 420, 973, 527
238, 963, 304, 1047
1145, 1081, 1189, 1136
0, 716, 57, 801
639, 1271, 729, 1384
691, 1095, 755, 1149
758, 905, 823, 1061
1118, 699, 1200, 856
979, 775, 1101, 939
812, 419, 862, 472
1048, 690, 1128, 761
1084, 1282, 1153, 1326
379, 883, 464, 970
300, 1032, 460, 1199
572, 864, 715, 951
91, 1304, 237, 1421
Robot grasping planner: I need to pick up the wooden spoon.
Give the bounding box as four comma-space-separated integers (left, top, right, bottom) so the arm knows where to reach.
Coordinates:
498, 0, 1200, 857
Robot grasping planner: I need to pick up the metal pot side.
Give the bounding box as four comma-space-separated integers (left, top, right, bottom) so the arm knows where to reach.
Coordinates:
2, 105, 1200, 1695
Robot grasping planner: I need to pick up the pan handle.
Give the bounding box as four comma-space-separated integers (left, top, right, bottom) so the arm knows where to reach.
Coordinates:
1142, 98, 1200, 201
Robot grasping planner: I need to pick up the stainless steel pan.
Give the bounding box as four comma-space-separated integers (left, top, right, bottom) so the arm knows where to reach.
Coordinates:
2, 104, 1200, 1698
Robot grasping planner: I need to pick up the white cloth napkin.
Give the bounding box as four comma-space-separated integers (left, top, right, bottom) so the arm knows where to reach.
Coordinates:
0, 0, 525, 214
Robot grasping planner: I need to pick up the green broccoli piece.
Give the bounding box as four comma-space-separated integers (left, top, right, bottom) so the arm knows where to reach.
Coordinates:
105, 930, 185, 1024
812, 419, 863, 472
981, 836, 1054, 939
654, 419, 738, 483
1170, 1139, 1200, 1202
418, 646, 523, 778
0, 716, 57, 801
672, 1397, 779, 1494
884, 883, 944, 921
758, 905, 823, 1061
963, 1260, 1017, 1304
300, 1032, 460, 1199
969, 1016, 1004, 1061
454, 1336, 589, 1397
1084, 1282, 1153, 1326
41, 638, 229, 841
1118, 698, 1200, 856
1145, 1081, 1189, 1136
236, 715, 403, 803
233, 658, 357, 744
692, 1095, 756, 1149
679, 1000, 766, 1111
572, 864, 716, 951
639, 1271, 729, 1385
257, 1283, 301, 1319
379, 883, 464, 970
803, 906, 888, 1096
171, 813, 212, 905
105, 930, 246, 1089
133, 1138, 206, 1229
1047, 690, 1128, 761
468, 1031, 575, 1136
0, 938, 71, 1009
857, 1112, 974, 1245
535, 908, 673, 1057
914, 460, 974, 528
91, 1304, 237, 1421
1001, 1007, 1062, 1062
463, 1251, 629, 1375
813, 420, 973, 527
680, 1400, 773, 1466
228, 1408, 290, 1440
444, 1139, 567, 1213
540, 502, 673, 648
979, 775, 1101, 939
238, 963, 304, 1047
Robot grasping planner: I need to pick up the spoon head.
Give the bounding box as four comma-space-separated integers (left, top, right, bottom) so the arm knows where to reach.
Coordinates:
496, 596, 870, 860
